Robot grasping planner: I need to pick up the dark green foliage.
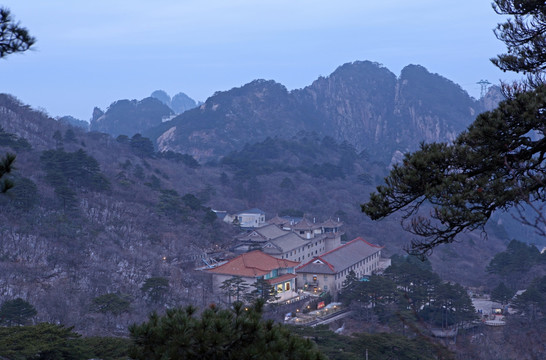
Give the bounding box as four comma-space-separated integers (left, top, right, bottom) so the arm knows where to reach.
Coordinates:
362, 86, 546, 255
158, 150, 200, 168
0, 323, 87, 360
158, 189, 183, 218
141, 277, 170, 303
0, 152, 15, 193
491, 282, 516, 305
0, 298, 37, 326
290, 325, 454, 360
144, 174, 161, 190
203, 208, 217, 224
221, 276, 250, 303
53, 130, 63, 147
486, 239, 544, 276
55, 185, 78, 211
116, 134, 130, 144
0, 7, 35, 58
64, 128, 77, 143
419, 283, 476, 327
78, 336, 130, 360
128, 300, 326, 360
247, 278, 279, 303
182, 193, 203, 210
91, 293, 131, 316
512, 275, 546, 319
221, 136, 353, 180
8, 175, 38, 209
362, 2, 546, 255
357, 173, 372, 185
341, 257, 476, 329
130, 134, 155, 158
40, 148, 110, 192
492, 0, 546, 75
0, 127, 31, 150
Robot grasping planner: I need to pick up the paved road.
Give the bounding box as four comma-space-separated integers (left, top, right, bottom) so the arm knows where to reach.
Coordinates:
310, 309, 353, 327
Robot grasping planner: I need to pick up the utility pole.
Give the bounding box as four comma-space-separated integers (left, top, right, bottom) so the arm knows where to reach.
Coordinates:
477, 79, 491, 98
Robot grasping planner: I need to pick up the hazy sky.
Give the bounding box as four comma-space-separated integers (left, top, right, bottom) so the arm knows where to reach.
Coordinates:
1, 1, 520, 121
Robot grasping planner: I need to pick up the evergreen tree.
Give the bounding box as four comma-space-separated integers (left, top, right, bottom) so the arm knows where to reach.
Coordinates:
492, 0, 546, 77
141, 277, 170, 303
0, 7, 35, 58
247, 277, 279, 304
361, 1, 546, 255
0, 8, 35, 195
491, 282, 516, 305
220, 276, 250, 304
0, 152, 15, 193
9, 176, 38, 210
91, 293, 131, 325
130, 134, 155, 158
0, 298, 37, 326
128, 300, 326, 360
486, 239, 542, 277
0, 323, 87, 360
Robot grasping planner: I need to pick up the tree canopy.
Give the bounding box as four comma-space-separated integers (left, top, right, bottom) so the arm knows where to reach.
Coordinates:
129, 300, 326, 360
492, 0, 546, 76
0, 7, 35, 59
1, 9, 34, 195
362, 0, 546, 255
0, 323, 86, 360
0, 298, 37, 326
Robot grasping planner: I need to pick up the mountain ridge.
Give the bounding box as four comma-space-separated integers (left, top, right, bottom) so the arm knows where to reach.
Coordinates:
149, 61, 494, 164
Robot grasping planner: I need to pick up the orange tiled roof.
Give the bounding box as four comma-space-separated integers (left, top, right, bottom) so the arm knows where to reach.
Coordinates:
266, 273, 297, 285
207, 250, 299, 277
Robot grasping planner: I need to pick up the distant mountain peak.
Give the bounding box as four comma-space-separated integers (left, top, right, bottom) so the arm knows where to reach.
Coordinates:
149, 60, 490, 164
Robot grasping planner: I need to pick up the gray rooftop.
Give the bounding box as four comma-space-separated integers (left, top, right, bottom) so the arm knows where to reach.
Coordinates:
297, 237, 381, 274
268, 232, 310, 253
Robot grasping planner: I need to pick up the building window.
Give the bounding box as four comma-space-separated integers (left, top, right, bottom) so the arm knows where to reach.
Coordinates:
285, 282, 290, 291
277, 284, 283, 293
313, 275, 318, 282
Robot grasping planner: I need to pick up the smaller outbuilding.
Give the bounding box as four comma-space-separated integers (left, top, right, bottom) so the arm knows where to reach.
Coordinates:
228, 208, 266, 228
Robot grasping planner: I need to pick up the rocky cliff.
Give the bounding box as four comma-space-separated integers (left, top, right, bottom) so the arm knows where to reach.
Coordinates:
152, 61, 486, 164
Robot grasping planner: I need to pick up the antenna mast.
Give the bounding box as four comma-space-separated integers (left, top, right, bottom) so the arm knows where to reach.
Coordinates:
477, 79, 491, 98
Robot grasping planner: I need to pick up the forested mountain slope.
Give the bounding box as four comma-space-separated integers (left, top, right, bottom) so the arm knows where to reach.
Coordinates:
0, 67, 507, 335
